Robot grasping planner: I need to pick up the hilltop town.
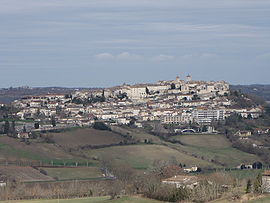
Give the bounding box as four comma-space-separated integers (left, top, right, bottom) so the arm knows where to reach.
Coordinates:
1, 75, 270, 203
10, 75, 263, 134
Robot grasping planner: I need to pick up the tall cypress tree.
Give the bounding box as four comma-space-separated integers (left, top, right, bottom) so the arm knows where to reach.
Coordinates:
254, 173, 262, 194
4, 121, 10, 134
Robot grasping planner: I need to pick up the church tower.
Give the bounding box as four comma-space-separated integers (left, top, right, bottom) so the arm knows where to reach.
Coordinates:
185, 74, 191, 82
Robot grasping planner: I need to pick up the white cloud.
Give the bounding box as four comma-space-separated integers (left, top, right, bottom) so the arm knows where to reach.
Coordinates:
180, 53, 218, 59
116, 52, 143, 60
94, 52, 143, 61
200, 53, 218, 59
94, 53, 114, 60
151, 54, 174, 61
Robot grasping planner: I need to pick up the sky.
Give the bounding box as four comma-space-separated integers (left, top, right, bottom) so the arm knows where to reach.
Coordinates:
0, 0, 270, 88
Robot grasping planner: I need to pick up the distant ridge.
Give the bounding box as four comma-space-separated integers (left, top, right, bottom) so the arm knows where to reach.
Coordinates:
231, 84, 270, 102
0, 87, 99, 104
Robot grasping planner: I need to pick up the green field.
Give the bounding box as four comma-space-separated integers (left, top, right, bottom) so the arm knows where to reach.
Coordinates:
170, 134, 261, 167
212, 195, 270, 203
0, 136, 83, 163
51, 128, 125, 148
82, 144, 217, 169
111, 126, 162, 144
171, 134, 231, 148
2, 196, 163, 203
41, 167, 103, 180
224, 169, 263, 180
249, 196, 270, 203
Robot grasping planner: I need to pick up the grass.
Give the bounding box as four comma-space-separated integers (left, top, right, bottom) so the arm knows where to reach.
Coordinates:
111, 126, 162, 144
212, 195, 270, 203
82, 144, 217, 169
2, 196, 163, 203
170, 134, 260, 168
248, 196, 270, 203
0, 136, 92, 165
224, 169, 263, 180
41, 167, 103, 180
171, 134, 231, 148
50, 128, 125, 148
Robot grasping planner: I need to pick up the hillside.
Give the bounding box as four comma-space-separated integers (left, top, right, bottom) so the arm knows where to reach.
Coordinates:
170, 134, 261, 167
0, 87, 97, 104
0, 127, 265, 182
0, 166, 54, 182
51, 128, 126, 149
231, 84, 270, 101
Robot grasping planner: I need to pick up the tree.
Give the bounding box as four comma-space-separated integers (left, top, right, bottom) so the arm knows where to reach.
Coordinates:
4, 121, 10, 134
170, 83, 176, 90
10, 121, 16, 136
192, 94, 200, 100
93, 121, 111, 131
51, 116, 56, 127
246, 179, 252, 193
253, 173, 262, 194
34, 122, 40, 129
252, 162, 263, 169
146, 87, 150, 95
23, 125, 27, 133
202, 125, 207, 132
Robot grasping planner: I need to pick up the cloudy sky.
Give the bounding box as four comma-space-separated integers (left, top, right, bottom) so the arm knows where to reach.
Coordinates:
1, 0, 270, 87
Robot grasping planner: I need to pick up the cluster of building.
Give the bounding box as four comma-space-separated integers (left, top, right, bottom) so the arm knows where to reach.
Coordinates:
12, 75, 263, 131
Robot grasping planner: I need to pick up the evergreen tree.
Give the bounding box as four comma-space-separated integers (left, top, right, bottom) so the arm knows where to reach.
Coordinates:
4, 121, 10, 134
11, 120, 16, 135
246, 179, 252, 193
145, 87, 150, 95
34, 122, 39, 129
23, 125, 27, 133
253, 173, 262, 194
51, 116, 56, 127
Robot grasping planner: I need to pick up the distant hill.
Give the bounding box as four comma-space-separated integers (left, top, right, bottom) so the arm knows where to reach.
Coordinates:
0, 87, 98, 104
231, 84, 270, 102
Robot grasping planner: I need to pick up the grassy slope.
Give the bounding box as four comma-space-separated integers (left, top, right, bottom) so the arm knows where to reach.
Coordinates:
2, 196, 163, 203
249, 196, 270, 203
0, 136, 84, 164
51, 128, 124, 148
172, 134, 231, 148
82, 144, 217, 169
0, 166, 54, 182
111, 126, 162, 144
212, 195, 270, 203
224, 169, 263, 180
41, 167, 103, 180
170, 134, 261, 167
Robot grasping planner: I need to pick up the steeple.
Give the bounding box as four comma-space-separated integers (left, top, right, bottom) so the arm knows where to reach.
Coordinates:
185, 74, 191, 82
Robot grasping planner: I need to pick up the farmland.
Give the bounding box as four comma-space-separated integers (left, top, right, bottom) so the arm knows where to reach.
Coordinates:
170, 134, 261, 167
0, 136, 84, 164
40, 167, 103, 180
82, 144, 217, 169
3, 195, 270, 203
0, 127, 265, 182
50, 128, 125, 148
1, 196, 164, 203
171, 134, 231, 148
0, 166, 53, 182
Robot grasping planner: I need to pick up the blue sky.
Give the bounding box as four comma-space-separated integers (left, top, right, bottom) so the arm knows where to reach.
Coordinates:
0, 0, 270, 87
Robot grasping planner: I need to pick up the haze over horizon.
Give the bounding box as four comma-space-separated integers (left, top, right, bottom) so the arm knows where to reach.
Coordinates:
1, 0, 270, 88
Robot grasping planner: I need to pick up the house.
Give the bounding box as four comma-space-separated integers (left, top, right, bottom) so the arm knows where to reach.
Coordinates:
162, 175, 199, 189
17, 132, 30, 139
0, 176, 7, 187
235, 130, 252, 137
183, 166, 198, 173
262, 170, 270, 193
